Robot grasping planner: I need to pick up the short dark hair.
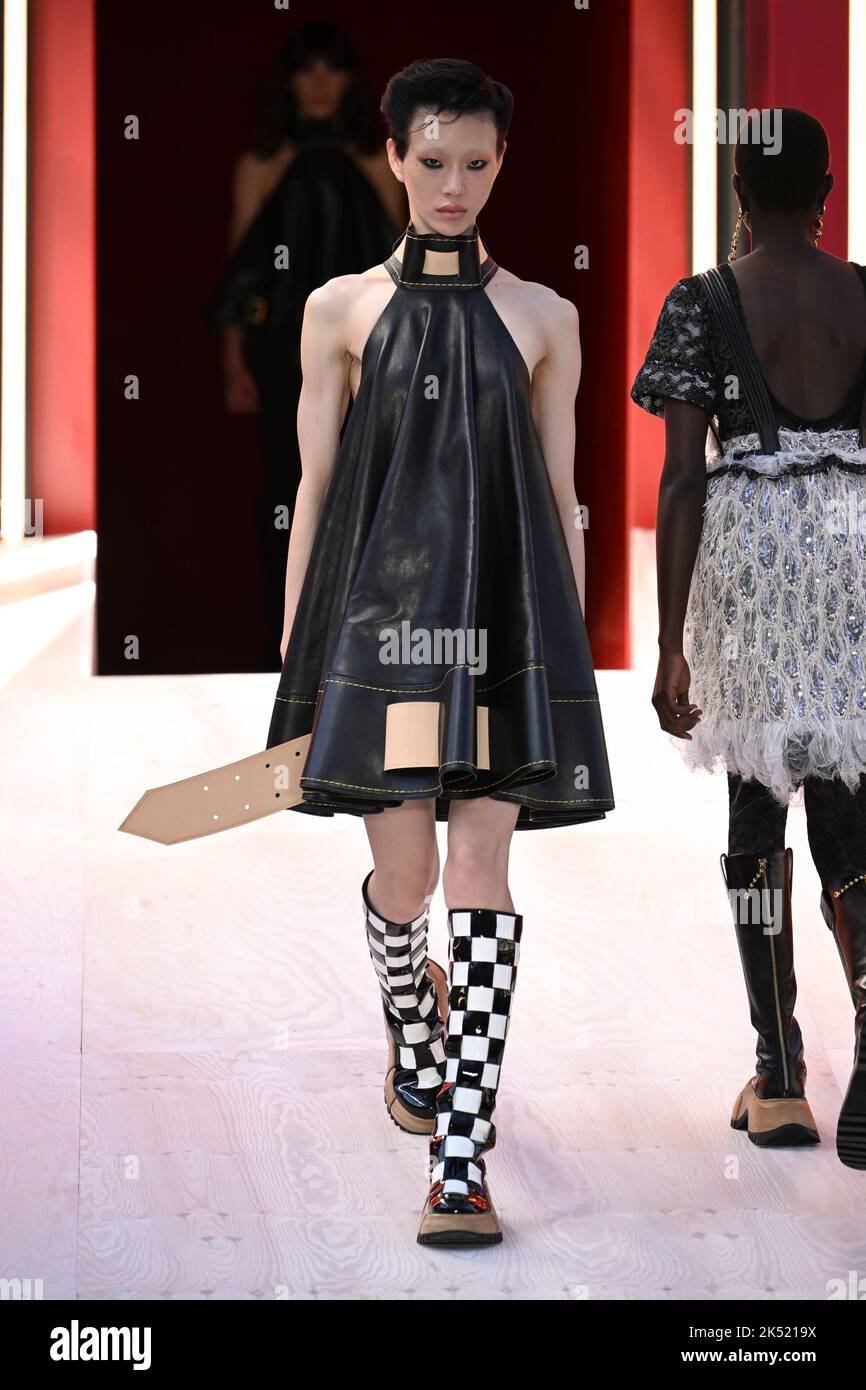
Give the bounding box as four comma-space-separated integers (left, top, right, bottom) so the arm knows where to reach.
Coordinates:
733, 108, 830, 213
380, 57, 513, 161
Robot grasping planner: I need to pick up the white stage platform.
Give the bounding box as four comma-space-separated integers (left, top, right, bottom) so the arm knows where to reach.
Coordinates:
2, 556, 865, 1300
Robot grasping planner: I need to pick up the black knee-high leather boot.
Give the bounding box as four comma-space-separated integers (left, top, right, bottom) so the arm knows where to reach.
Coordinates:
820, 870, 866, 1169
361, 870, 448, 1135
417, 904, 522, 1247
720, 848, 819, 1146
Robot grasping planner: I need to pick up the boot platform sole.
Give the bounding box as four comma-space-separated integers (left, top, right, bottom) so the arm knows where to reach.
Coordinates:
731, 1081, 821, 1147
837, 1058, 866, 1169
383, 959, 449, 1136
416, 1190, 503, 1247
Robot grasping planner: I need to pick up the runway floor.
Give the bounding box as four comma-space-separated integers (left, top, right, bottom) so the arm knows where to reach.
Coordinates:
2, 578, 865, 1300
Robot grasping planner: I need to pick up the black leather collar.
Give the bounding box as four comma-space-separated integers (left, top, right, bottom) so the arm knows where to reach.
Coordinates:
386, 221, 496, 289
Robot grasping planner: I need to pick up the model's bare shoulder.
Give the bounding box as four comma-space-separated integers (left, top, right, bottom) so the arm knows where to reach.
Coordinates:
306, 273, 352, 314
306, 265, 396, 374
310, 261, 392, 308
491, 268, 576, 322
300, 277, 360, 367
348, 145, 388, 176
486, 270, 576, 378
543, 290, 580, 347
233, 141, 296, 194
305, 266, 381, 326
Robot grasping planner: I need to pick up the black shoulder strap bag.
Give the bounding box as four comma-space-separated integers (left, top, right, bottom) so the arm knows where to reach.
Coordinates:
698, 266, 781, 456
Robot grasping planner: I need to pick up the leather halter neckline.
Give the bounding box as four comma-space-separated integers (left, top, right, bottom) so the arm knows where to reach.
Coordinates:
385, 221, 497, 290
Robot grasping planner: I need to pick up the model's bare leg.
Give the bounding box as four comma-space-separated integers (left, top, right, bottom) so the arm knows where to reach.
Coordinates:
442, 796, 521, 912
364, 797, 440, 924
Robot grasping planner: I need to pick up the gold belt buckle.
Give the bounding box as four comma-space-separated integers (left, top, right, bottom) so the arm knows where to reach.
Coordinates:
246, 294, 268, 325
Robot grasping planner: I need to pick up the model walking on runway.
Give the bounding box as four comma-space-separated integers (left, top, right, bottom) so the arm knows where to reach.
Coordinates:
632, 109, 866, 1169
208, 21, 402, 665
266, 58, 615, 1244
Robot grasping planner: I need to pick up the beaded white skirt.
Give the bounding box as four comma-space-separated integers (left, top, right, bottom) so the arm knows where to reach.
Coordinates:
681, 446, 866, 804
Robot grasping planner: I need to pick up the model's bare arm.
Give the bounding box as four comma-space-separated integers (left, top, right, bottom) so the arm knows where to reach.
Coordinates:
650, 398, 708, 739
222, 150, 297, 411
229, 152, 266, 250
530, 295, 586, 615
279, 282, 352, 659
223, 154, 270, 410
656, 400, 709, 653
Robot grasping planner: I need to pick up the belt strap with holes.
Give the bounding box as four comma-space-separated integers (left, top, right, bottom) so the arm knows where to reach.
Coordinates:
118, 734, 312, 844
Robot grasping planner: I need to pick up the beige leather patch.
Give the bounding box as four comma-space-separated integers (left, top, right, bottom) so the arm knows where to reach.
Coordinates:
476, 705, 489, 769
383, 701, 490, 771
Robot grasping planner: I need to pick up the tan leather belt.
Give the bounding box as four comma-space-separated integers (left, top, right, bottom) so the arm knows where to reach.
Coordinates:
118, 734, 312, 844
119, 702, 490, 846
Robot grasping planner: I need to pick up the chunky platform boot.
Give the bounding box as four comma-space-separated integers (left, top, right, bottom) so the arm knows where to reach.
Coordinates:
417, 904, 523, 1247
362, 870, 448, 1135
720, 848, 819, 1147
820, 870, 866, 1169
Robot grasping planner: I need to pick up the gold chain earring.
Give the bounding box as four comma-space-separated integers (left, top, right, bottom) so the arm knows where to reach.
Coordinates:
728, 206, 744, 263
813, 203, 825, 244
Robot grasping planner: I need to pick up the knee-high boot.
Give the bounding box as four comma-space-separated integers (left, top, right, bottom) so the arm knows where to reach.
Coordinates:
820, 870, 866, 1169
417, 904, 522, 1247
720, 847, 820, 1146
361, 870, 448, 1135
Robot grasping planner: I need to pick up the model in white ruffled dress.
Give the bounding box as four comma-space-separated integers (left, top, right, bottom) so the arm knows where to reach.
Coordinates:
634, 261, 866, 804
631, 107, 866, 1171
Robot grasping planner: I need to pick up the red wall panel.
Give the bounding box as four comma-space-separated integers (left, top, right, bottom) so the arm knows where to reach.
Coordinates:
30, 0, 96, 534
626, 0, 690, 665
744, 0, 848, 260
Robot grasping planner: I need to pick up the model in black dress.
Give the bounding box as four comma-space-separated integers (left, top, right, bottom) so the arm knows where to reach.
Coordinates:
267, 58, 615, 1245
208, 22, 403, 666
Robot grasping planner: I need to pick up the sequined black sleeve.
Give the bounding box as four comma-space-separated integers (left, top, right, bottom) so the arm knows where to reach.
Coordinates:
630, 276, 718, 419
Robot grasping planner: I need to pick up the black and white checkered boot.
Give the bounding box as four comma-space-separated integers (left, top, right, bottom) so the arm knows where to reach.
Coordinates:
417, 904, 523, 1246
362, 869, 448, 1135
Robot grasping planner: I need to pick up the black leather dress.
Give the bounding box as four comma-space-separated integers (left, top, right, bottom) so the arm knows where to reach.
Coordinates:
265, 222, 615, 829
